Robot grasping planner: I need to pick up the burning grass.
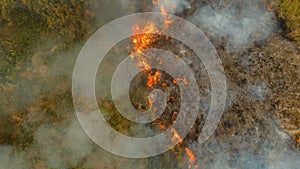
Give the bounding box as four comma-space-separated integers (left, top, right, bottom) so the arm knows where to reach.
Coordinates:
127, 0, 198, 164
0, 0, 299, 168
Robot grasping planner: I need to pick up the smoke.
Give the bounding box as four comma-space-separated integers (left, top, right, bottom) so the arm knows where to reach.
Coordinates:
0, 1, 298, 169
32, 115, 94, 168
184, 127, 300, 169
207, 149, 300, 169
0, 114, 94, 169
153, 0, 191, 14
0, 146, 32, 169
91, 0, 135, 26
248, 80, 268, 101
188, 0, 278, 51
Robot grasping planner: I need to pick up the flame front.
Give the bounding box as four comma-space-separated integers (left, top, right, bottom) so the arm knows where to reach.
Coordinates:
131, 22, 158, 54
129, 1, 197, 168
147, 71, 161, 87
130, 22, 161, 87
185, 148, 195, 163
171, 128, 184, 144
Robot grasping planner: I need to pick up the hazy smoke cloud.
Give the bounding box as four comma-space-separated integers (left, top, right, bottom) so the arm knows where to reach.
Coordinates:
0, 146, 32, 169
248, 80, 268, 101
0, 1, 298, 169
184, 131, 299, 169
33, 115, 94, 168
153, 0, 191, 14
188, 0, 277, 51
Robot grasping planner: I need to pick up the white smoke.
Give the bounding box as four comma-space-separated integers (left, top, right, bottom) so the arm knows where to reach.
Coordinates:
188, 0, 277, 51
0, 146, 32, 169
32, 115, 94, 168
153, 0, 191, 14
0, 1, 297, 169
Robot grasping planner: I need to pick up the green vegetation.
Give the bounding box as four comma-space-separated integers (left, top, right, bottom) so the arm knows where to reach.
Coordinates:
99, 99, 133, 133
0, 0, 95, 156
277, 0, 300, 47
0, 0, 94, 79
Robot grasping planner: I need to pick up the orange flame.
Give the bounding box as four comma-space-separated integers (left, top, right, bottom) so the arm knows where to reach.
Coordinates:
130, 22, 160, 87
185, 148, 195, 163
158, 1, 174, 29
157, 121, 166, 129
297, 138, 300, 144
173, 78, 188, 85
172, 111, 178, 121
171, 128, 183, 144
130, 0, 176, 88
147, 71, 161, 87
130, 2, 199, 167
131, 22, 158, 54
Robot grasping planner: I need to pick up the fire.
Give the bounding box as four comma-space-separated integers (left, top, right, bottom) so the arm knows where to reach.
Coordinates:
129, 1, 198, 168
131, 22, 158, 54
155, 0, 175, 29
172, 111, 178, 121
130, 0, 177, 88
147, 71, 161, 87
171, 128, 183, 144
153, 0, 176, 14
130, 18, 163, 87
297, 138, 300, 144
185, 148, 195, 163
173, 78, 188, 85
185, 148, 198, 169
170, 127, 197, 168
160, 5, 167, 14
157, 121, 166, 129
130, 22, 160, 86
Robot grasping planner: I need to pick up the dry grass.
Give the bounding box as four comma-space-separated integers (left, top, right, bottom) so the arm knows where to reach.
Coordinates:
277, 0, 300, 47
